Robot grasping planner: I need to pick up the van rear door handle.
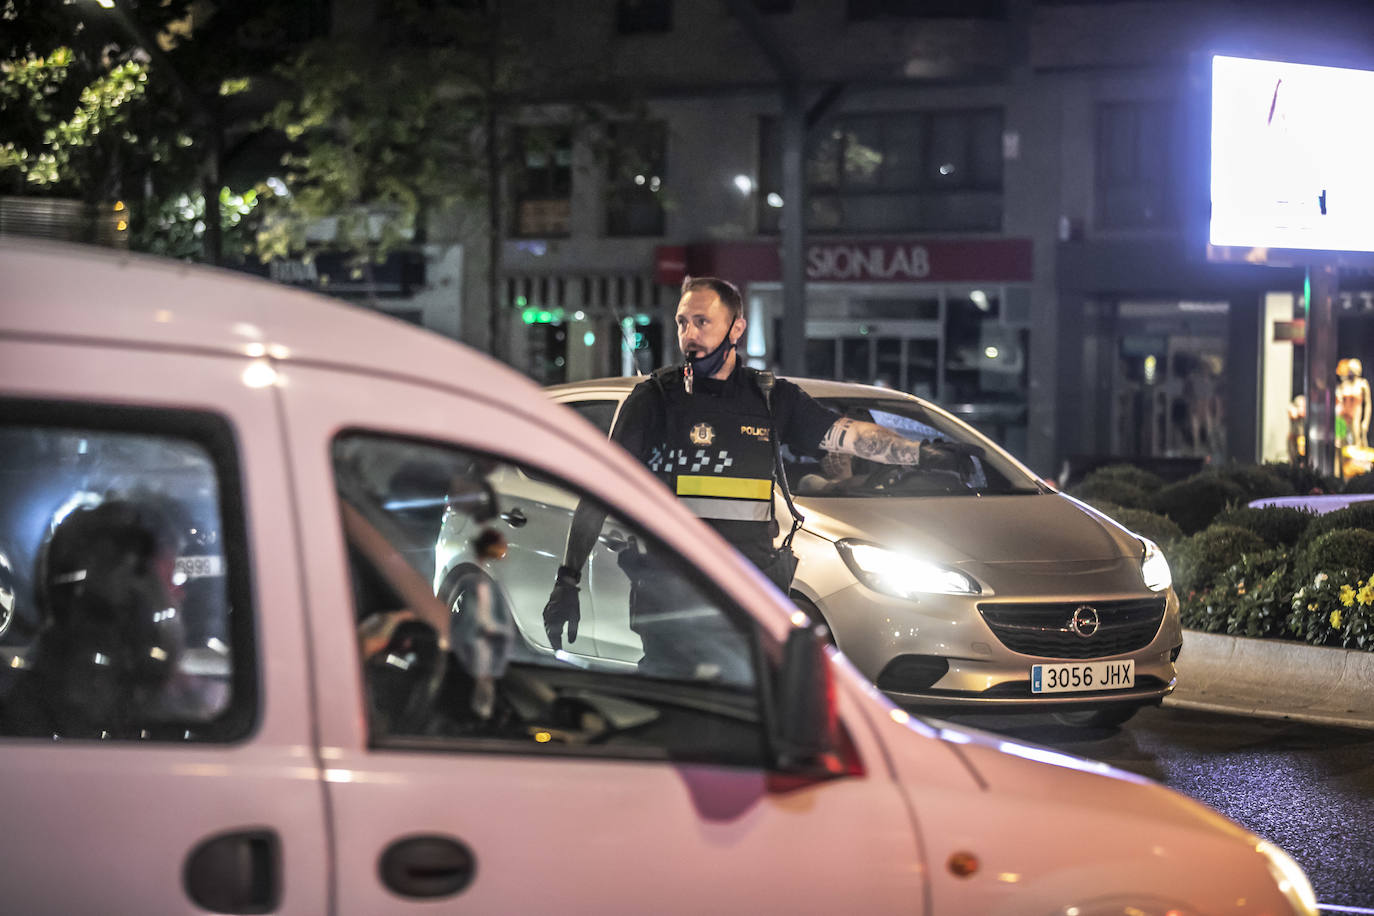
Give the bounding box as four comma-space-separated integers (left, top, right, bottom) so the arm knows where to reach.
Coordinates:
184, 829, 280, 913
380, 835, 476, 899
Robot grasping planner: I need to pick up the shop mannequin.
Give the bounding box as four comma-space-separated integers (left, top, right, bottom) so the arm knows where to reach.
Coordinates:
1287, 394, 1305, 463
1185, 358, 1224, 458
1337, 358, 1372, 449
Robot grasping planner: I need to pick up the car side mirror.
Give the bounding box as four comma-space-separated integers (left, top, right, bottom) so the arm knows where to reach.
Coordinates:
772, 623, 845, 779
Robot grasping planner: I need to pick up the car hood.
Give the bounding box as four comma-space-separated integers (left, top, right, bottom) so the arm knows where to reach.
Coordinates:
854, 698, 1289, 915
798, 492, 1142, 565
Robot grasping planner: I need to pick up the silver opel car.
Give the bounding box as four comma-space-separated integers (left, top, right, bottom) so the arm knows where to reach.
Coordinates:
435, 376, 1180, 727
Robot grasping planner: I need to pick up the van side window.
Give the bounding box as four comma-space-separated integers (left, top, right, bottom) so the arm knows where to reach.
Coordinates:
334, 433, 767, 765
0, 414, 252, 742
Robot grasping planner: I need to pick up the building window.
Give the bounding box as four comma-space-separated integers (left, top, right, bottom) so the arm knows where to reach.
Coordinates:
512, 126, 572, 238
616, 0, 672, 34
606, 121, 667, 237
1095, 100, 1178, 230
760, 109, 1003, 234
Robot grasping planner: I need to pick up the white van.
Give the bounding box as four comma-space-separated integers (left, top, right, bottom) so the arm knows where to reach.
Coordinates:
0, 241, 1316, 915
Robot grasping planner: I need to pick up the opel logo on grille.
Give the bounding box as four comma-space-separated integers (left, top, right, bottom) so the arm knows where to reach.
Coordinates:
1069, 605, 1100, 638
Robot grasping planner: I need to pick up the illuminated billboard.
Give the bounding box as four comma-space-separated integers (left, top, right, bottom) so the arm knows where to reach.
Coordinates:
1209, 54, 1374, 259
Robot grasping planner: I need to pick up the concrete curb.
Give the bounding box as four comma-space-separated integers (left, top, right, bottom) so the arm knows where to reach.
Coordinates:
1162, 629, 1374, 730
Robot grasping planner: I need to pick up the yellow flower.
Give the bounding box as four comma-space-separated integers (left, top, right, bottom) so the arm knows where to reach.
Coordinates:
1359, 584, 1374, 606
1340, 585, 1357, 608
1330, 609, 1343, 629
1308, 603, 1318, 611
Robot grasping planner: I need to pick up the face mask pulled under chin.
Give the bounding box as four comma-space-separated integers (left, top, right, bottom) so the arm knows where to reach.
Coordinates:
688, 333, 735, 379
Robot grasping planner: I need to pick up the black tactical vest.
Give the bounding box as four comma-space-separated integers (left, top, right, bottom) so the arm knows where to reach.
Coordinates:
646, 365, 776, 525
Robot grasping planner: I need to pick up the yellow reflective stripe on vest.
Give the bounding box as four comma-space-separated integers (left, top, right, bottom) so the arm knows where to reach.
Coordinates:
675, 475, 772, 500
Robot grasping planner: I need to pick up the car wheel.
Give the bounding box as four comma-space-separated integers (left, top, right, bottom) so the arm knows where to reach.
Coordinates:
789, 593, 836, 646
1051, 705, 1139, 728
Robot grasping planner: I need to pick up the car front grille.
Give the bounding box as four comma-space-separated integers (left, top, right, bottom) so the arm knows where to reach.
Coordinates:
977, 597, 1167, 659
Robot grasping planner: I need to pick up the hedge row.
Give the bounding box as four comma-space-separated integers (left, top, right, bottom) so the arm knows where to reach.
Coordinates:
1067, 461, 1374, 651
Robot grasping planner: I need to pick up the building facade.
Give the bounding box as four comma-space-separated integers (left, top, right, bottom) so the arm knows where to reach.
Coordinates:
431, 0, 1374, 477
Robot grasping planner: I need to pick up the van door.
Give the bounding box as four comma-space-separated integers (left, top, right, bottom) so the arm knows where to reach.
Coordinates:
0, 340, 330, 913
279, 366, 926, 914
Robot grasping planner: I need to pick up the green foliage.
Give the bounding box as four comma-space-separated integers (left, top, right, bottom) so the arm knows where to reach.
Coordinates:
1342, 470, 1374, 494
1288, 570, 1374, 649
1212, 505, 1314, 549
1170, 524, 1267, 600
1181, 548, 1294, 638
1263, 461, 1340, 496
1295, 528, 1374, 588
0, 49, 152, 194
1068, 477, 1151, 512
258, 2, 508, 260
1201, 463, 1296, 501
1079, 463, 1165, 492
257, 1, 650, 274
131, 185, 277, 262
1151, 474, 1248, 534
1155, 463, 1374, 652
1100, 506, 1184, 547
2, 0, 317, 260
1296, 501, 1374, 548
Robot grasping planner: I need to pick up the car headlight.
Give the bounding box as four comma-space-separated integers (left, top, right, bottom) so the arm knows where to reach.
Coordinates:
1140, 537, 1172, 592
1255, 840, 1319, 916
836, 540, 979, 598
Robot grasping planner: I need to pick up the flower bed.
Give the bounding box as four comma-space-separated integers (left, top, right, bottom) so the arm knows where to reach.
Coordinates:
1068, 460, 1373, 651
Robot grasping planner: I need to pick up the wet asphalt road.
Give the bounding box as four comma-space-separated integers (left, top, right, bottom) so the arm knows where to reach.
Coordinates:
942, 706, 1374, 912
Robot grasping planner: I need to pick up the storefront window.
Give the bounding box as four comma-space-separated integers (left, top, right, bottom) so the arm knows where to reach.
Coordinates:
764, 284, 1028, 455
1110, 301, 1229, 460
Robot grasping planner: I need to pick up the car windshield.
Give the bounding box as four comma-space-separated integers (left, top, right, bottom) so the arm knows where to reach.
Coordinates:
782, 397, 1044, 498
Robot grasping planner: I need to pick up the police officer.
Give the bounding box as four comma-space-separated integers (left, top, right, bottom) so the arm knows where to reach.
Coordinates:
542, 276, 968, 666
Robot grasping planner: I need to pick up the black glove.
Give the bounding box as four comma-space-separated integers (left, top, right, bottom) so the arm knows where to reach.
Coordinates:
542, 567, 581, 649
615, 535, 654, 583
918, 439, 980, 475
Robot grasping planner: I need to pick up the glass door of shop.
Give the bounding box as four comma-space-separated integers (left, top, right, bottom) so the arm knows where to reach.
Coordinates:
1111, 301, 1230, 461
749, 283, 1030, 454
803, 321, 942, 398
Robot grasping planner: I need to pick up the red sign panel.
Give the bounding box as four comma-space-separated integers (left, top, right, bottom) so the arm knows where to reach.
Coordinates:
681, 238, 1033, 285
654, 245, 688, 286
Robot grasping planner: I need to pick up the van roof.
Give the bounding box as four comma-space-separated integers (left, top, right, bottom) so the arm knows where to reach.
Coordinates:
0, 240, 526, 397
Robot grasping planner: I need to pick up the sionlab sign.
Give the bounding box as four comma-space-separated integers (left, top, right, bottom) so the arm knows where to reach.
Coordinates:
806, 243, 932, 281
668, 238, 1032, 286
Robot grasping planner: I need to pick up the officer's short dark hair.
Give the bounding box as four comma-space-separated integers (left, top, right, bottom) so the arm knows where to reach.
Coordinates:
680, 276, 743, 324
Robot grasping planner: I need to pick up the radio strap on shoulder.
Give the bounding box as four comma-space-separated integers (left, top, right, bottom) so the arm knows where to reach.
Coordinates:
753, 370, 804, 546
649, 365, 677, 399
